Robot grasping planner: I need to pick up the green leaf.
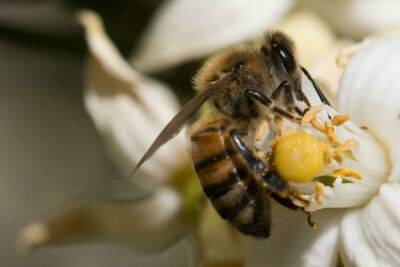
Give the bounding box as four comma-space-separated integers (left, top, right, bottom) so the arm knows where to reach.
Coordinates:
314, 175, 337, 187
314, 175, 355, 187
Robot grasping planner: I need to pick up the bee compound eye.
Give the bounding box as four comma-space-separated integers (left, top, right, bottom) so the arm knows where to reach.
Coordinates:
275, 45, 295, 72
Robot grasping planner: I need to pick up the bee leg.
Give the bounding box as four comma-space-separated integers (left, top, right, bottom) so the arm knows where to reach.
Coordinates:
271, 193, 317, 229
271, 81, 297, 109
245, 89, 302, 123
230, 130, 317, 228
230, 129, 289, 194
271, 80, 287, 100
230, 129, 266, 172
294, 106, 304, 117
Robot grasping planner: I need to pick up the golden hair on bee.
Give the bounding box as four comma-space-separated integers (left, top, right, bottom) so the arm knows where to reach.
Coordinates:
193, 44, 272, 129
193, 45, 261, 89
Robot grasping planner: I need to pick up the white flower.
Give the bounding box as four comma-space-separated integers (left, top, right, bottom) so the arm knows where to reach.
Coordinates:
17, 10, 188, 255
247, 38, 400, 267
300, 0, 400, 39
16, 187, 183, 254
81, 10, 187, 187
131, 0, 294, 72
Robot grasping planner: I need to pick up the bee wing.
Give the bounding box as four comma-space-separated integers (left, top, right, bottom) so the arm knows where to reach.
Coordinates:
130, 72, 235, 177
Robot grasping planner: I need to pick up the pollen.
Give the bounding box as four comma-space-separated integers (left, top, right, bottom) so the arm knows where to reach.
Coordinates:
332, 168, 362, 179
332, 114, 350, 126
310, 119, 326, 132
335, 139, 357, 153
325, 121, 340, 145
274, 132, 324, 183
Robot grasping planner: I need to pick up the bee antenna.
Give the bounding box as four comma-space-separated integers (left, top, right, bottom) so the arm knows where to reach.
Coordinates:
300, 66, 331, 107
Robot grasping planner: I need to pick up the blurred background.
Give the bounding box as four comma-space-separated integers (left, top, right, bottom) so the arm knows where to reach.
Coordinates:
0, 1, 190, 266
1, 0, 400, 266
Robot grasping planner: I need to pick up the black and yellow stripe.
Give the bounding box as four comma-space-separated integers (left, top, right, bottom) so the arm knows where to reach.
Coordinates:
190, 118, 271, 238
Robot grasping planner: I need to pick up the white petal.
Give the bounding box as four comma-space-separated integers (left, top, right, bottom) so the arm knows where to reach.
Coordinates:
337, 38, 400, 182
17, 188, 184, 254
131, 0, 294, 72
307, 106, 390, 210
195, 203, 245, 265
78, 10, 188, 184
301, 0, 400, 39
271, 76, 388, 210
339, 182, 400, 267
246, 203, 343, 267
286, 102, 389, 211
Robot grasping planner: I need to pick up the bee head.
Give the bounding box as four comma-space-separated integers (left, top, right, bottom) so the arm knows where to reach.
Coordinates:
194, 46, 272, 121
261, 30, 297, 76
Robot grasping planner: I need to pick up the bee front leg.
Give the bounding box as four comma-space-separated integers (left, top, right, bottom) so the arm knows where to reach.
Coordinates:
230, 129, 289, 195
270, 193, 316, 229
245, 89, 302, 123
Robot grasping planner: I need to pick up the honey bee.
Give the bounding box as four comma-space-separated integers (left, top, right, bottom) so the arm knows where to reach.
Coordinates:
132, 30, 330, 238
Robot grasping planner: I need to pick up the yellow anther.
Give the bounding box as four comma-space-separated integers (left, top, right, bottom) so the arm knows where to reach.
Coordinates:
314, 182, 325, 204
310, 118, 326, 133
335, 138, 357, 153
332, 168, 362, 179
320, 143, 333, 164
325, 121, 340, 145
332, 114, 350, 126
301, 106, 322, 126
332, 151, 344, 164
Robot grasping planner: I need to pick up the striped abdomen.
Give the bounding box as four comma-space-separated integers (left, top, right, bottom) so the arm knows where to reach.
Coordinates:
190, 119, 271, 238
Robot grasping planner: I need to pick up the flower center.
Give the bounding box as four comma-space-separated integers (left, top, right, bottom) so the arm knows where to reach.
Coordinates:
274, 132, 324, 182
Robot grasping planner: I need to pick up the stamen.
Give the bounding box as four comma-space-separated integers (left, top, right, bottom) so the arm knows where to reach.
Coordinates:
335, 138, 357, 153
301, 106, 322, 126
320, 143, 333, 164
332, 151, 344, 164
271, 105, 361, 220
314, 182, 325, 204
332, 168, 362, 179
332, 114, 350, 126
325, 121, 340, 145
310, 118, 326, 132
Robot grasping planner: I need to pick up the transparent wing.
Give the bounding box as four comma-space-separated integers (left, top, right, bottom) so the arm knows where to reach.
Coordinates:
130, 71, 237, 177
